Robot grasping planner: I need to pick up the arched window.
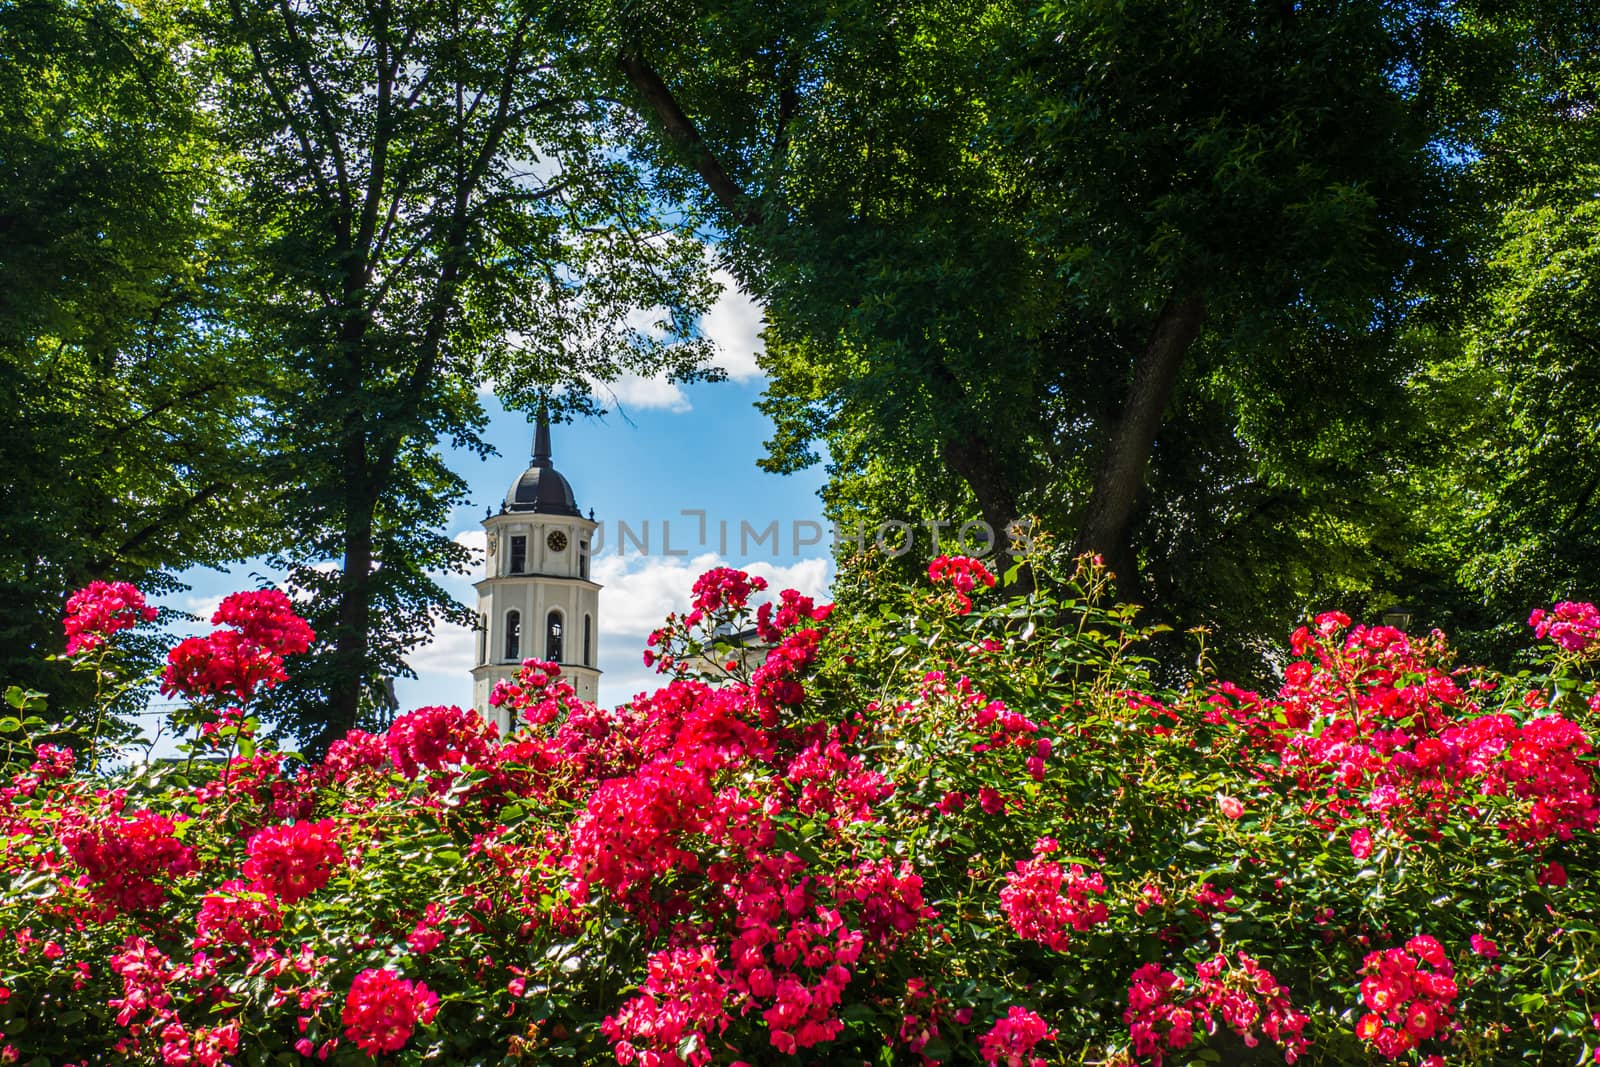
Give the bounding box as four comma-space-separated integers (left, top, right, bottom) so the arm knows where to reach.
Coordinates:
583, 614, 593, 666
546, 609, 564, 663
477, 613, 487, 665
504, 610, 520, 661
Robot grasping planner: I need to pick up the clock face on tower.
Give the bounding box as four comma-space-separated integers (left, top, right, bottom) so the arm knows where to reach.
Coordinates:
546, 530, 568, 552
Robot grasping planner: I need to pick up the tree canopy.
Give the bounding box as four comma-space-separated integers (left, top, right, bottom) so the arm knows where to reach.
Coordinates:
596, 0, 1591, 671
0, 0, 275, 710
1397, 2, 1600, 665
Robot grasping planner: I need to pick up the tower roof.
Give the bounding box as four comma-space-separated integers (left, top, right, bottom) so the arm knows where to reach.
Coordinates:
503, 411, 582, 516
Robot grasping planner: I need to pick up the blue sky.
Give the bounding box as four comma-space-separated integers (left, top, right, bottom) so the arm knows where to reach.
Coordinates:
164, 274, 835, 720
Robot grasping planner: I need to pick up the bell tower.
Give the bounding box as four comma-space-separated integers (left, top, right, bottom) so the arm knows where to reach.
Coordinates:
471, 412, 601, 731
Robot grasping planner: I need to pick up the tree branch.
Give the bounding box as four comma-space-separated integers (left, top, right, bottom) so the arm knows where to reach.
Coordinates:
276, 0, 354, 224
616, 50, 761, 227
87, 380, 230, 457
91, 483, 229, 570
353, 0, 394, 264
227, 0, 335, 208
368, 13, 535, 499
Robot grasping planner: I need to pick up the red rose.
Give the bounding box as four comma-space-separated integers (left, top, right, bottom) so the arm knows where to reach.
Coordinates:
242, 820, 344, 904
342, 969, 439, 1055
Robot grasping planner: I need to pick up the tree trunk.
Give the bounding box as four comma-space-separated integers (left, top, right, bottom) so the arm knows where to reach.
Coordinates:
1072, 294, 1206, 593
318, 456, 375, 754
316, 298, 377, 753
941, 431, 1032, 591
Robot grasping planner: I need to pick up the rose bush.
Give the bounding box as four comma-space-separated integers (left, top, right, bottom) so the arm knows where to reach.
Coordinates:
0, 556, 1595, 1065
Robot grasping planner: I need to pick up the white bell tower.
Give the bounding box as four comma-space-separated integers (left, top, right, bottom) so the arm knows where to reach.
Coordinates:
471, 412, 601, 732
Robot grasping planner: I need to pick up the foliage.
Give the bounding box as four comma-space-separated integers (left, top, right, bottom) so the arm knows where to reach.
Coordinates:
2, 561, 1596, 1065
1394, 5, 1600, 667
596, 0, 1513, 660
0, 0, 278, 712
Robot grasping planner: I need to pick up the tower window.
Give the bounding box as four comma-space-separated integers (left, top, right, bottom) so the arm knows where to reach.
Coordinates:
504, 610, 521, 661
583, 613, 592, 666
546, 610, 563, 663
509, 536, 527, 574
477, 613, 487, 665
579, 541, 589, 579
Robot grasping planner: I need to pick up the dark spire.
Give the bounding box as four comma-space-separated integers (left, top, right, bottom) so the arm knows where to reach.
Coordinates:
532, 405, 552, 467
504, 400, 580, 515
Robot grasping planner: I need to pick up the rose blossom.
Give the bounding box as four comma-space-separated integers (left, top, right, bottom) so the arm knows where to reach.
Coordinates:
63, 581, 157, 655
341, 968, 439, 1054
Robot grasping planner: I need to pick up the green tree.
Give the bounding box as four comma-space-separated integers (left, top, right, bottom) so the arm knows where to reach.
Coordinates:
201, 0, 717, 749
1400, 3, 1600, 664
0, 0, 274, 712
595, 0, 1504, 664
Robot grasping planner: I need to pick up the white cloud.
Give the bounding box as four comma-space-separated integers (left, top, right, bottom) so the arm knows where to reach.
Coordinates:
181, 593, 226, 623
591, 552, 832, 639
625, 305, 670, 340
744, 557, 833, 606
451, 529, 486, 575
703, 269, 766, 383
510, 148, 565, 187
574, 309, 693, 414
403, 528, 489, 682
592, 553, 830, 707
582, 268, 767, 417
595, 372, 693, 413
588, 552, 829, 707
592, 552, 720, 637
415, 529, 486, 594
410, 612, 477, 676
281, 560, 342, 603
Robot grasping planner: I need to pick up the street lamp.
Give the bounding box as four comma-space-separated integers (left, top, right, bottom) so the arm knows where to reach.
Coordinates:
1380, 604, 1415, 632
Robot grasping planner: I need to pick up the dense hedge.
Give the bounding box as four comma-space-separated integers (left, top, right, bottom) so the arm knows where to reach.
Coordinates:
0, 562, 1596, 1066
